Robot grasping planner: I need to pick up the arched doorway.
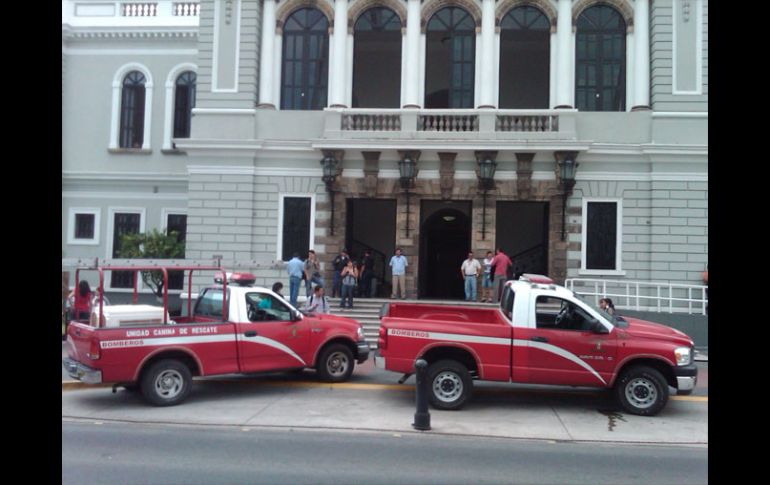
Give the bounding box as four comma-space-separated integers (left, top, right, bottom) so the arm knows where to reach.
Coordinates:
419, 203, 471, 299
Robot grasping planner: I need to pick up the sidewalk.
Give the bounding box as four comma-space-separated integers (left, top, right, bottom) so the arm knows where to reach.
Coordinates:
62, 369, 708, 446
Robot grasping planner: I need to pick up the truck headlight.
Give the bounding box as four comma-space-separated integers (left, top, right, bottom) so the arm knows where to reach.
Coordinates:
357, 326, 364, 340
674, 347, 692, 366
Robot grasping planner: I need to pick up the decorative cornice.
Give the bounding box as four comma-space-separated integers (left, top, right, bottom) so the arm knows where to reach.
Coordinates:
63, 27, 199, 40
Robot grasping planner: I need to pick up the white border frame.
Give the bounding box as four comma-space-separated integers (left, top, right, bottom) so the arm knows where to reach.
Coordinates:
109, 63, 154, 150
161, 208, 188, 293
163, 63, 198, 150
672, 0, 703, 95
580, 198, 625, 276
67, 207, 101, 246
276, 193, 317, 261
161, 208, 189, 233
106, 207, 147, 291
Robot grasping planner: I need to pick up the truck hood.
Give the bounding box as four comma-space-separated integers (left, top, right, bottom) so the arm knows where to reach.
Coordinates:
618, 316, 694, 347
307, 313, 362, 331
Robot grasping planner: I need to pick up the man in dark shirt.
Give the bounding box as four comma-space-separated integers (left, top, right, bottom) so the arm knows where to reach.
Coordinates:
331, 249, 349, 298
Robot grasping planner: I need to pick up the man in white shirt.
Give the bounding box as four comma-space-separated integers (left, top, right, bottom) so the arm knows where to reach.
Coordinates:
305, 286, 330, 314
460, 252, 482, 302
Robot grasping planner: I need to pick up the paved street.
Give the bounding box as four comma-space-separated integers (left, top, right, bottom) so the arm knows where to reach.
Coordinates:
62, 342, 708, 445
63, 420, 708, 485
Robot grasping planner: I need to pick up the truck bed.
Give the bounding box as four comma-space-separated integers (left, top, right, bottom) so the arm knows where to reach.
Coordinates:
384, 302, 507, 325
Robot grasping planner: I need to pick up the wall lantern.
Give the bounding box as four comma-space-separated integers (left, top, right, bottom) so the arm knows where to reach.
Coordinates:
556, 152, 579, 241
320, 152, 339, 236
475, 151, 498, 240
398, 151, 419, 238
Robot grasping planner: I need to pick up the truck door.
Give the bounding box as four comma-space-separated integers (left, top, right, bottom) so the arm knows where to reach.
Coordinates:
235, 292, 311, 372
520, 295, 617, 387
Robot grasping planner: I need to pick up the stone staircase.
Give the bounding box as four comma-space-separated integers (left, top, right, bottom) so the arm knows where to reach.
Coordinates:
325, 297, 496, 349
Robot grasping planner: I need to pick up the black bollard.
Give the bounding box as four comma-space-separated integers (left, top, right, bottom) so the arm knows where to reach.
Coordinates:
412, 359, 431, 431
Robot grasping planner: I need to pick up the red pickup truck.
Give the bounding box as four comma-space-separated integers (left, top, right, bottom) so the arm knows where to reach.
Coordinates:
63, 264, 369, 406
376, 275, 697, 416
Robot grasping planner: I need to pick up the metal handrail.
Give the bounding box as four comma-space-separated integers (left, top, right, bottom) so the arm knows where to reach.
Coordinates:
564, 278, 708, 316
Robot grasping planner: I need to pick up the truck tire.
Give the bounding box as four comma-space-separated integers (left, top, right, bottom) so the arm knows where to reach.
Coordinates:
615, 365, 669, 416
140, 359, 192, 407
427, 360, 473, 410
317, 344, 354, 382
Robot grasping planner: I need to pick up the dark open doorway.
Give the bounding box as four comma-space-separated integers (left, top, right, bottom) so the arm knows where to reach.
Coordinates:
346, 199, 396, 297
495, 201, 550, 276
419, 201, 472, 299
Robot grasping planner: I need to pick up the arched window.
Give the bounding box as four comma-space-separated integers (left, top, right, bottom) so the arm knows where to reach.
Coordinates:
425, 7, 475, 109
499, 6, 550, 109
119, 71, 146, 148
575, 5, 626, 111
280, 8, 329, 110
352, 7, 402, 108
173, 71, 196, 139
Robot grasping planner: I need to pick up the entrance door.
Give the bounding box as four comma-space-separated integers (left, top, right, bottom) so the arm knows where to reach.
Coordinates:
346, 199, 396, 297
420, 201, 471, 299
496, 201, 549, 276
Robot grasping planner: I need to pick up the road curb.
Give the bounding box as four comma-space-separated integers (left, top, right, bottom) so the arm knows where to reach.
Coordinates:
61, 416, 709, 447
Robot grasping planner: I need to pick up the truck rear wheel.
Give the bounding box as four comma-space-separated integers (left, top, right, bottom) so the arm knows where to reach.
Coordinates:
140, 359, 192, 407
615, 365, 669, 416
317, 344, 354, 382
427, 360, 473, 410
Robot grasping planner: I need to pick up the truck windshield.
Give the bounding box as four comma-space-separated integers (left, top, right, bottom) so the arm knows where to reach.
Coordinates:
572, 292, 618, 327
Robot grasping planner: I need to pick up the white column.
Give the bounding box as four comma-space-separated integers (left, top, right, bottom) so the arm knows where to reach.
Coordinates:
346, 31, 354, 107
403, 0, 422, 108
555, 0, 573, 108
329, 0, 349, 107
478, 0, 496, 108
549, 31, 557, 108
258, 0, 277, 108
626, 32, 635, 110
632, 0, 650, 110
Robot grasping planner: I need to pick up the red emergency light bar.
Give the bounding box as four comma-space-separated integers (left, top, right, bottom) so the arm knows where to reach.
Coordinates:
215, 272, 256, 286
519, 274, 554, 285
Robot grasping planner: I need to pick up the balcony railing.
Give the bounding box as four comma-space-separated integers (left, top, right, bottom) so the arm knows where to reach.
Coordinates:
324, 108, 575, 140
122, 3, 158, 17
173, 2, 200, 16
63, 1, 200, 26
419, 112, 479, 132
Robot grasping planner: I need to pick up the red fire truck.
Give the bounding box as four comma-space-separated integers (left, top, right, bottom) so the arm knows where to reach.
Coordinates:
63, 259, 369, 406
376, 275, 697, 416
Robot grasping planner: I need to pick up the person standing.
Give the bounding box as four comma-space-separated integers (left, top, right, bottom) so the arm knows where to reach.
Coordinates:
331, 249, 350, 298
490, 248, 513, 303
305, 286, 330, 314
389, 248, 408, 299
360, 249, 375, 298
599, 297, 616, 316
460, 252, 482, 302
304, 249, 324, 298
271, 282, 284, 299
286, 253, 305, 307
481, 251, 494, 303
340, 260, 359, 309
66, 280, 94, 339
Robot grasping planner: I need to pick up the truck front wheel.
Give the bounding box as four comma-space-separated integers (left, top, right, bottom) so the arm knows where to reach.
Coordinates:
427, 360, 473, 410
317, 344, 354, 382
615, 365, 669, 416
140, 359, 192, 407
